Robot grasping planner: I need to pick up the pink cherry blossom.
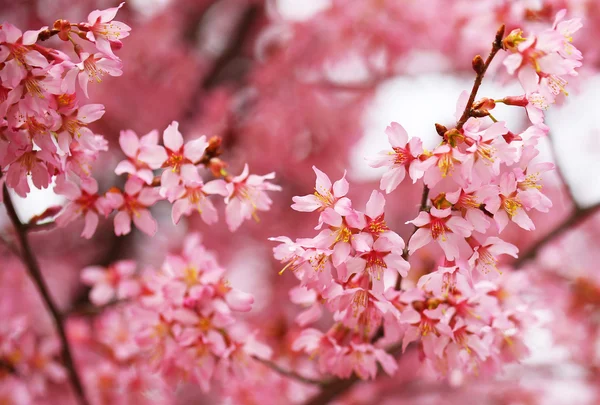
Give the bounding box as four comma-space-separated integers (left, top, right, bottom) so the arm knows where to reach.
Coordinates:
81, 260, 140, 306
224, 164, 281, 231
467, 237, 518, 276
105, 177, 162, 236
366, 122, 424, 193
62, 52, 123, 98
115, 129, 160, 185
54, 175, 111, 239
407, 207, 474, 261
84, 2, 131, 59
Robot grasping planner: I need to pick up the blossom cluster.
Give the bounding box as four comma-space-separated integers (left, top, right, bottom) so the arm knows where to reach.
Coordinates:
1, 4, 280, 239
76, 233, 271, 401
272, 10, 582, 383
0, 317, 65, 404
0, 3, 129, 198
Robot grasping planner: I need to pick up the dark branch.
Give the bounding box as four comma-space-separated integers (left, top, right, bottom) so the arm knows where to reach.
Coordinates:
2, 185, 89, 405
456, 25, 505, 130
513, 202, 600, 268
253, 357, 329, 386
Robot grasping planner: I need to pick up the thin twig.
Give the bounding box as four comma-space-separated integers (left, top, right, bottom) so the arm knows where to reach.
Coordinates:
253, 357, 329, 386
183, 4, 261, 122
547, 131, 581, 211
2, 185, 89, 405
513, 202, 600, 268
456, 25, 505, 130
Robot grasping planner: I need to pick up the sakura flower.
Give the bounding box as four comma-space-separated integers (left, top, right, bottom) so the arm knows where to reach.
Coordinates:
138, 121, 209, 196
366, 122, 424, 193
291, 166, 352, 217
57, 104, 106, 154
105, 177, 162, 236
346, 231, 409, 293
414, 144, 466, 188
170, 167, 228, 225
461, 119, 516, 185
467, 237, 518, 276
81, 261, 140, 306
115, 129, 160, 184
5, 141, 56, 197
417, 265, 471, 296
62, 52, 123, 98
54, 175, 111, 239
336, 343, 398, 380
445, 187, 493, 234
407, 207, 473, 261
224, 164, 281, 231
552, 9, 583, 61
84, 2, 131, 59
0, 23, 49, 79
481, 172, 535, 232
289, 286, 323, 326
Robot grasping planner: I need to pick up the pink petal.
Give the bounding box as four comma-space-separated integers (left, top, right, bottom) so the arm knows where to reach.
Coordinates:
365, 190, 385, 218
138, 145, 168, 169
132, 209, 157, 236
114, 211, 131, 236
163, 121, 183, 152
225, 289, 254, 312
386, 122, 408, 147
81, 211, 99, 239
183, 136, 208, 163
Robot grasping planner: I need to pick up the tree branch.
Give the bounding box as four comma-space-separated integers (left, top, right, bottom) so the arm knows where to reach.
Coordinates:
183, 4, 261, 122
513, 202, 600, 268
253, 356, 329, 386
2, 185, 89, 405
456, 25, 505, 130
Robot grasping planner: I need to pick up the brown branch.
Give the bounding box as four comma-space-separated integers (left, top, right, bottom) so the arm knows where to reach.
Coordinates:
253, 356, 328, 386
456, 25, 505, 130
2, 185, 89, 405
513, 202, 600, 268
183, 4, 261, 122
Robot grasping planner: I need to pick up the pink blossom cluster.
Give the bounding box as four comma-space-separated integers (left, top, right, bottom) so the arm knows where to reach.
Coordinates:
0, 3, 129, 198
1, 4, 281, 240
272, 10, 582, 383
0, 317, 65, 404
76, 233, 271, 401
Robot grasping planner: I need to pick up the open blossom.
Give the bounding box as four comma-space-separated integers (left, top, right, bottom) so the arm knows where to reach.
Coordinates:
416, 143, 466, 188
81, 261, 140, 306
407, 207, 473, 261
105, 177, 162, 236
138, 121, 209, 195
460, 119, 516, 185
83, 2, 131, 59
467, 237, 518, 276
346, 232, 408, 293
292, 166, 352, 217
225, 164, 281, 231
54, 175, 111, 239
169, 165, 228, 225
481, 172, 536, 232
115, 129, 160, 185
366, 122, 424, 193
62, 52, 123, 98
56, 103, 106, 154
